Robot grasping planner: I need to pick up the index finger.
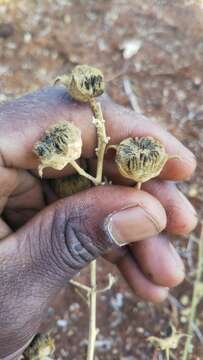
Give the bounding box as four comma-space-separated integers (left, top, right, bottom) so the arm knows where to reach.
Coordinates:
0, 86, 196, 180
102, 97, 196, 181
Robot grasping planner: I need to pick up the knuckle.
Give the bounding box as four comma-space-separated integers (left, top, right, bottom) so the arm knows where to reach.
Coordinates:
44, 204, 101, 279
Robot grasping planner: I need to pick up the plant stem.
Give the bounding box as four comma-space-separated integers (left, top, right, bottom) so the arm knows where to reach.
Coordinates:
136, 182, 141, 190
182, 224, 203, 360
166, 348, 170, 360
70, 160, 98, 185
90, 99, 110, 184
87, 260, 97, 360
86, 98, 109, 360
70, 279, 91, 294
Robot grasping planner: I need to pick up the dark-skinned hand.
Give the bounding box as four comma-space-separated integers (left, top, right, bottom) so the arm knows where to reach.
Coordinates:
0, 87, 197, 359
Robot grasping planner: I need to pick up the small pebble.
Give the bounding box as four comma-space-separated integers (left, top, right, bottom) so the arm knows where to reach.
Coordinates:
60, 349, 69, 357
69, 302, 80, 312
188, 184, 199, 198
180, 316, 188, 324
136, 327, 144, 334
95, 337, 113, 352
24, 32, 32, 43
180, 295, 189, 306
57, 319, 68, 328
110, 292, 124, 311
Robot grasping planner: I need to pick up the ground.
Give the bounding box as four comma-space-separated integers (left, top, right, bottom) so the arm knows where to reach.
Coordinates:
0, 0, 203, 359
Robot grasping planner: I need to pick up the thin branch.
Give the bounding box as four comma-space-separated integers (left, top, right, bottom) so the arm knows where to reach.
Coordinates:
123, 77, 142, 113
85, 97, 110, 360
74, 288, 90, 306
96, 274, 117, 294
86, 260, 98, 360
192, 323, 203, 345
70, 160, 97, 185
90, 99, 110, 185
70, 279, 91, 293
187, 236, 195, 272
182, 223, 203, 360
167, 294, 183, 309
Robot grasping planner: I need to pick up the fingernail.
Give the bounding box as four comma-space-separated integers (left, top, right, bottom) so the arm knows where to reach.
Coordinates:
104, 206, 164, 246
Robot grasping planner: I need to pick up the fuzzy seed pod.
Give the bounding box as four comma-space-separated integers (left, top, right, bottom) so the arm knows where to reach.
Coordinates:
54, 65, 105, 102
34, 122, 82, 177
113, 136, 169, 184
23, 334, 55, 360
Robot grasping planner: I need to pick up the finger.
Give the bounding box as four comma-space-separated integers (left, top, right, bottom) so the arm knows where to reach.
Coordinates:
0, 88, 195, 181
103, 246, 128, 264
1, 169, 45, 228
102, 97, 196, 180
0, 218, 12, 240
90, 160, 198, 235
130, 235, 185, 288
142, 180, 198, 235
16, 186, 166, 278
0, 186, 166, 356
104, 234, 185, 289
91, 154, 194, 185
0, 167, 44, 211
117, 251, 169, 303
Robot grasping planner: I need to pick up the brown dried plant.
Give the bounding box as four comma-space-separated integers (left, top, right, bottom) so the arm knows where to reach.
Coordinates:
23, 334, 55, 360
148, 324, 188, 360
109, 136, 179, 189
33, 64, 179, 360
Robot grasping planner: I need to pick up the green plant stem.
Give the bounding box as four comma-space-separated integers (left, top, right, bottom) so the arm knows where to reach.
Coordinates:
182, 224, 203, 360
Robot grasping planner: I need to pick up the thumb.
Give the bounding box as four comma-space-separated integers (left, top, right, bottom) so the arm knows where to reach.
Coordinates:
20, 185, 166, 283
0, 185, 166, 358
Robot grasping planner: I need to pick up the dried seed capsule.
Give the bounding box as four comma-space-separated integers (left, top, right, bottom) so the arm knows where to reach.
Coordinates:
23, 333, 55, 360
51, 174, 91, 198
114, 136, 169, 184
54, 65, 105, 102
34, 122, 82, 177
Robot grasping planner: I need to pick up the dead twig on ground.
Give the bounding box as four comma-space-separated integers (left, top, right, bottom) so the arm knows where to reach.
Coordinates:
182, 223, 203, 360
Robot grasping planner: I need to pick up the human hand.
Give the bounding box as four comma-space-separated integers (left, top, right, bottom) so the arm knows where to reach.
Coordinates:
0, 87, 197, 358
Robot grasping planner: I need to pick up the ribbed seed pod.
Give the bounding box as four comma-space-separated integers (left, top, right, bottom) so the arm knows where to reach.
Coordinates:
34, 122, 82, 177
23, 334, 55, 360
54, 65, 105, 102
114, 136, 168, 183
